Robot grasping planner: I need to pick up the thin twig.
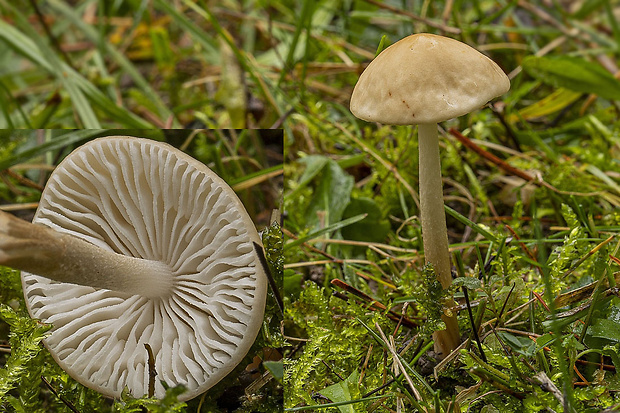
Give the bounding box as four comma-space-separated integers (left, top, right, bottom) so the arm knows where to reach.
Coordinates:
0, 203, 39, 211
463, 287, 487, 362
331, 279, 419, 328
321, 360, 344, 381
2, 170, 44, 192
282, 227, 395, 285
504, 225, 540, 268
533, 372, 565, 407
253, 242, 284, 316
450, 128, 601, 197
41, 376, 81, 413
450, 128, 539, 183
375, 323, 422, 401
560, 235, 615, 280
145, 343, 157, 398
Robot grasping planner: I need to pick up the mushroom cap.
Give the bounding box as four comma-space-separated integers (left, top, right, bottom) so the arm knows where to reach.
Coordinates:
350, 33, 510, 125
21, 137, 268, 401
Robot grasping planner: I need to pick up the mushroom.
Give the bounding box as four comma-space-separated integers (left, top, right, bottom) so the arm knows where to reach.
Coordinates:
0, 136, 268, 400
350, 33, 510, 356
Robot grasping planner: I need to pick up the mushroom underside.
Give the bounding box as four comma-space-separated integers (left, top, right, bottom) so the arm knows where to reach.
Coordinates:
20, 138, 267, 400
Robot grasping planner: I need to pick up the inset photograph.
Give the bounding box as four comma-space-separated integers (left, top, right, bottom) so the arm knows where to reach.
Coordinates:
0, 130, 283, 412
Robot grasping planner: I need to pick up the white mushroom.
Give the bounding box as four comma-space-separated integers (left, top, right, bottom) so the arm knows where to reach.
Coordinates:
0, 136, 267, 400
350, 33, 510, 357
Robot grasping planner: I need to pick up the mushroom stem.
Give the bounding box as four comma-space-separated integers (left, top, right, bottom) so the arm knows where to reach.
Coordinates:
0, 211, 172, 299
417, 123, 460, 355
418, 123, 451, 288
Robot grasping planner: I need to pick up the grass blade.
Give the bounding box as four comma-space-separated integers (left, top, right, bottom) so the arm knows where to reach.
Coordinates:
285, 214, 367, 251
444, 205, 497, 243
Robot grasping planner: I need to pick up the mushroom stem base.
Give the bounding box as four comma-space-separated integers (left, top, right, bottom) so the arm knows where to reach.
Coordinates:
0, 210, 173, 298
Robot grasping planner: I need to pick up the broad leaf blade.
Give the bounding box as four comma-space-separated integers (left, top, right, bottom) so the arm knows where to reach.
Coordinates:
318, 370, 360, 413
305, 159, 354, 230
522, 55, 620, 100
341, 197, 390, 243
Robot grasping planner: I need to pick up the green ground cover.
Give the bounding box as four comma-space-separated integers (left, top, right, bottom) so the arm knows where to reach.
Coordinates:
1, 1, 620, 412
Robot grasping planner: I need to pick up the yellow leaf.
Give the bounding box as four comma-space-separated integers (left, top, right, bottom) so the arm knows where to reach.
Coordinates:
510, 88, 581, 121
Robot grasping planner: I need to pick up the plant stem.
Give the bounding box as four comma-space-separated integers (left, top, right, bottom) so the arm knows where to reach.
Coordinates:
0, 211, 172, 298
417, 123, 460, 356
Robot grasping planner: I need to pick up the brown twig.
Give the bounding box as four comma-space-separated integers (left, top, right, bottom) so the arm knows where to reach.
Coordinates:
449, 128, 601, 197
145, 343, 157, 398
505, 224, 542, 275
532, 291, 551, 313
331, 279, 420, 328
2, 169, 45, 192
573, 364, 590, 386
554, 271, 620, 309
41, 376, 81, 413
450, 128, 538, 182
575, 358, 615, 372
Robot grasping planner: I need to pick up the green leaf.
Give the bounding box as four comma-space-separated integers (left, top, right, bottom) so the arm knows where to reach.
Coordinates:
305, 159, 354, 230
284, 269, 304, 300
290, 155, 329, 198
341, 197, 390, 243
602, 344, 620, 372
453, 276, 482, 290
586, 317, 620, 343
444, 205, 497, 243
0, 8, 153, 128
150, 26, 175, 70
0, 130, 105, 171
514, 88, 582, 121
264, 361, 284, 383
573, 0, 607, 18
522, 56, 620, 100
496, 330, 536, 357
285, 213, 367, 250
0, 11, 99, 128
318, 370, 360, 413
586, 164, 620, 194
536, 333, 556, 350
375, 35, 389, 56
46, 0, 179, 126
215, 39, 246, 128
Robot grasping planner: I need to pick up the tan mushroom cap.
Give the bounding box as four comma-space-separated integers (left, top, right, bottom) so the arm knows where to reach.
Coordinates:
350, 33, 510, 125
